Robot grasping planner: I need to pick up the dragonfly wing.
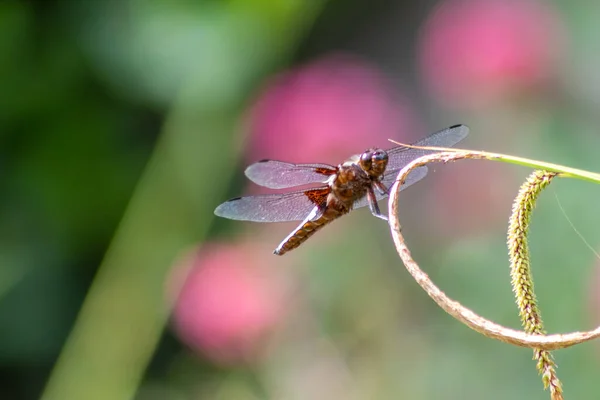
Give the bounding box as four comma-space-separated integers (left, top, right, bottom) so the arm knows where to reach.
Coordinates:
245, 160, 337, 189
214, 187, 330, 222
386, 124, 469, 171
352, 166, 428, 210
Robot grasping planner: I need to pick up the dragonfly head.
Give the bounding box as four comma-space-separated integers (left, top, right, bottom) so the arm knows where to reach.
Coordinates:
359, 148, 388, 178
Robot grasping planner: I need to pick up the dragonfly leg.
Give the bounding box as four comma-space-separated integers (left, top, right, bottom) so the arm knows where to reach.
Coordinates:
374, 181, 389, 196
367, 186, 388, 221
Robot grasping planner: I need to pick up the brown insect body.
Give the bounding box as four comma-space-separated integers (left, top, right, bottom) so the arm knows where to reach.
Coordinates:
274, 151, 386, 255
213, 124, 469, 255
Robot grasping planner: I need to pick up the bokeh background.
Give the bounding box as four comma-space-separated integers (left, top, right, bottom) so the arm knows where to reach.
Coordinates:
2, 0, 600, 399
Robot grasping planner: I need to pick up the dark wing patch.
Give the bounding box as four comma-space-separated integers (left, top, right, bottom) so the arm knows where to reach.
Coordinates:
304, 187, 329, 206
214, 187, 330, 222
245, 160, 336, 189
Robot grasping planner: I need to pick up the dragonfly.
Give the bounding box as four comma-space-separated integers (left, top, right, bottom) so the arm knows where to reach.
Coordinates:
215, 124, 469, 255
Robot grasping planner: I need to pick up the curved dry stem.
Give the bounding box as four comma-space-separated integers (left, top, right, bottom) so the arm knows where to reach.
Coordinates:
508, 170, 562, 399
387, 150, 600, 351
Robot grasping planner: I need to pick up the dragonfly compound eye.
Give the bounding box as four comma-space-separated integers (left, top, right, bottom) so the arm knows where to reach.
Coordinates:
372, 150, 387, 163
360, 151, 373, 169
369, 150, 388, 176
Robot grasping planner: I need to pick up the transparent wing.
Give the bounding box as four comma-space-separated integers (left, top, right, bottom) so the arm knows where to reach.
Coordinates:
214, 187, 329, 222
245, 160, 336, 189
352, 166, 428, 209
386, 124, 469, 171
352, 124, 468, 210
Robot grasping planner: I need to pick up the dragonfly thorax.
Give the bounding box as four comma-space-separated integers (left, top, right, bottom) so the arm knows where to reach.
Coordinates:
330, 162, 372, 204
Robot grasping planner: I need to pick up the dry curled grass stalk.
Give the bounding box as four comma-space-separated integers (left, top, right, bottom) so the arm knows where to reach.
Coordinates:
386, 151, 600, 346
507, 170, 562, 400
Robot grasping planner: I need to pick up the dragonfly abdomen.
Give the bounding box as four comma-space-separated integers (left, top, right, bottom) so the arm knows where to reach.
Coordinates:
273, 205, 349, 255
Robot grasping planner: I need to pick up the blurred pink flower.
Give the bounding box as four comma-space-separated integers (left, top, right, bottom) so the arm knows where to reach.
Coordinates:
419, 0, 565, 107
247, 54, 419, 165
169, 243, 286, 365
